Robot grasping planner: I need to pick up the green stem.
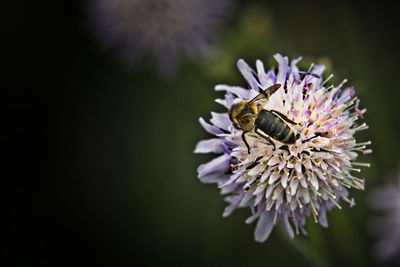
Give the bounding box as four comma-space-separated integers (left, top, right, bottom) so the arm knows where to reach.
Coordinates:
277, 226, 330, 267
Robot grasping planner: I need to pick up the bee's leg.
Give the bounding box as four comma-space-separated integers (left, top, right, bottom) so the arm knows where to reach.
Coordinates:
302, 132, 322, 143
271, 110, 297, 125
241, 132, 251, 154
255, 128, 276, 150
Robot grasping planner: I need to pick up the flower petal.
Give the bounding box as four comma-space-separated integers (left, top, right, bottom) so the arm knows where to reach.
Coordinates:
215, 92, 236, 108
256, 59, 273, 89
269, 171, 280, 184
199, 117, 223, 135
219, 172, 242, 188
283, 212, 295, 238
319, 209, 329, 227
309, 173, 319, 190
215, 84, 250, 99
239, 192, 253, 207
274, 53, 289, 84
222, 196, 241, 217
197, 154, 231, 178
312, 64, 326, 77
210, 112, 231, 131
215, 98, 227, 107
281, 172, 289, 188
254, 211, 275, 242
266, 69, 276, 82
194, 138, 225, 154
267, 155, 280, 166
245, 212, 260, 224
290, 179, 299, 195
199, 173, 229, 184
290, 56, 302, 81
237, 59, 260, 91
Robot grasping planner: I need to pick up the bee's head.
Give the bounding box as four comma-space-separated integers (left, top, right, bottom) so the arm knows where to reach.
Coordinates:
229, 101, 257, 132
228, 101, 247, 129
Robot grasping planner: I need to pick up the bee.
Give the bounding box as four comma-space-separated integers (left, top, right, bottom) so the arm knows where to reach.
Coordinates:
228, 83, 298, 153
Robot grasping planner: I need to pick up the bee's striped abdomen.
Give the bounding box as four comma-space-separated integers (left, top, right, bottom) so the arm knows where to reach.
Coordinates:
255, 110, 296, 144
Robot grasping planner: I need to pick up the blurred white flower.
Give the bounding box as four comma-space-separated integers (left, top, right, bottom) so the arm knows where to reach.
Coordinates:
370, 166, 400, 264
87, 0, 233, 76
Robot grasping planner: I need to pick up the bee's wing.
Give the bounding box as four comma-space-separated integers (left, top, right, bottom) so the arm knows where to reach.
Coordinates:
249, 84, 281, 103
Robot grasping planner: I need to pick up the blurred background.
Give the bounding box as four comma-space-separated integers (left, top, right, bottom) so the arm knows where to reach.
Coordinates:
3, 0, 400, 266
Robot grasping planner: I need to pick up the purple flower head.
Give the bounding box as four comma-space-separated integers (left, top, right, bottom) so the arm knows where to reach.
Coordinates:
86, 0, 233, 76
370, 166, 400, 264
195, 54, 371, 242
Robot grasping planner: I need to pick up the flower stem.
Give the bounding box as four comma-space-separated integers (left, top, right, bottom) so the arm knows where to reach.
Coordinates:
277, 226, 330, 267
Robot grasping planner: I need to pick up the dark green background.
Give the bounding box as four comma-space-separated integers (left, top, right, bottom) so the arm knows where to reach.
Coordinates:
4, 0, 399, 266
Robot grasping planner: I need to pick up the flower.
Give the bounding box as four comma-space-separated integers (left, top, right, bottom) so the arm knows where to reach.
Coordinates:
369, 166, 400, 264
194, 54, 371, 242
86, 0, 233, 76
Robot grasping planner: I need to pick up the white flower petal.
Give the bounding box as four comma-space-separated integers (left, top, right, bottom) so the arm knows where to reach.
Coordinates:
265, 184, 275, 199
215, 84, 250, 99
309, 174, 319, 190
302, 190, 310, 203
269, 172, 280, 184
274, 53, 289, 84
272, 186, 283, 200
248, 163, 265, 176
290, 179, 299, 195
256, 59, 273, 89
281, 172, 289, 188
290, 57, 302, 81
267, 155, 280, 166
278, 161, 286, 171
300, 177, 308, 188
215, 98, 227, 107
312, 64, 326, 77
210, 112, 231, 131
